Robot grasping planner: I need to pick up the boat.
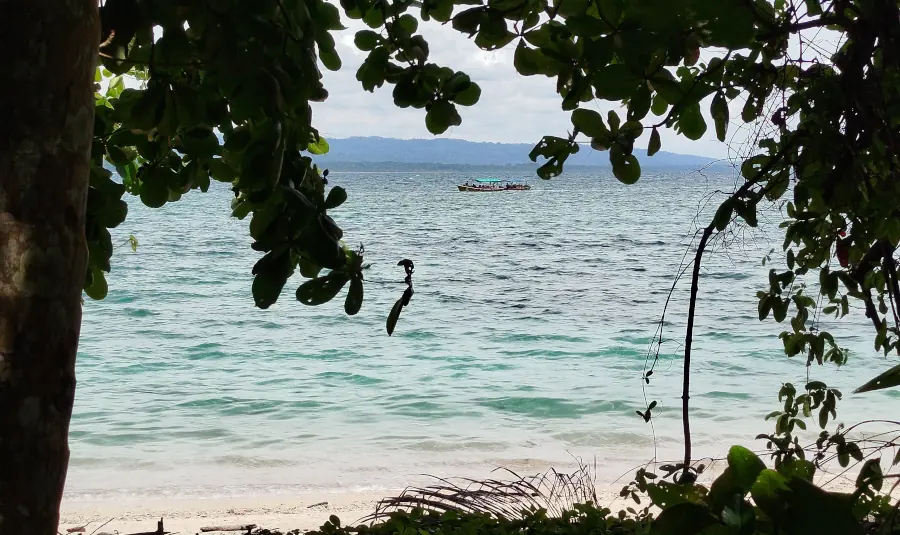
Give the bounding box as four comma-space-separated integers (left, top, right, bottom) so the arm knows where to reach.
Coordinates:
457, 178, 532, 191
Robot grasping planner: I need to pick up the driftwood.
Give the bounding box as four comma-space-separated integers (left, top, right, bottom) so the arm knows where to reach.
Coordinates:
199, 524, 257, 533
122, 517, 168, 535
66, 527, 86, 533
306, 501, 328, 509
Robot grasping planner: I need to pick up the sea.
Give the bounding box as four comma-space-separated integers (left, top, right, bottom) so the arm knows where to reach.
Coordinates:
65, 168, 898, 501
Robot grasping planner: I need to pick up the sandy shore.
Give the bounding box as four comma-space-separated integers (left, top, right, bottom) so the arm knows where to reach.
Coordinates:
58, 470, 869, 534
60, 492, 391, 534
60, 486, 626, 534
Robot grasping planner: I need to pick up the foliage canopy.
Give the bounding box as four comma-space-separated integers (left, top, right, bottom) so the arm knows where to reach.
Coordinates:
92, 0, 900, 485
94, 0, 900, 369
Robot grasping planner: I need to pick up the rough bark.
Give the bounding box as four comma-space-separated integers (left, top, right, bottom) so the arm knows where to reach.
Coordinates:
0, 0, 98, 532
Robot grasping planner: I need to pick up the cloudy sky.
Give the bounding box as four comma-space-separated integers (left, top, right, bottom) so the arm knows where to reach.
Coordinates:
313, 20, 741, 159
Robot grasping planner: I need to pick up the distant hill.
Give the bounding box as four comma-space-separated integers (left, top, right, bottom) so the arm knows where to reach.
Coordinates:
314, 136, 717, 170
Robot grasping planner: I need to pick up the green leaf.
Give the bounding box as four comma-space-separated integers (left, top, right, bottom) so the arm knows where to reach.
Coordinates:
251, 256, 292, 309
298, 257, 322, 279
650, 94, 668, 116
554, 0, 589, 18
653, 503, 718, 535
97, 199, 129, 229
705, 6, 756, 48
607, 110, 620, 132
646, 482, 706, 509
308, 136, 330, 155
713, 199, 734, 231
772, 297, 788, 323
592, 64, 641, 100
758, 295, 772, 320
139, 175, 169, 208
856, 458, 883, 491
171, 85, 206, 128
130, 86, 165, 131
750, 469, 790, 523
610, 145, 641, 184
345, 277, 363, 316
727, 445, 766, 494
181, 128, 220, 158
452, 7, 485, 34
474, 13, 515, 50
425, 100, 462, 135
721, 496, 756, 534
353, 29, 379, 52
855, 363, 900, 393
711, 92, 729, 142
647, 128, 661, 156
357, 47, 390, 92
571, 108, 609, 138
319, 46, 342, 71
296, 272, 350, 306
396, 14, 418, 35
513, 40, 544, 76
742, 98, 758, 122
620, 120, 643, 140
776, 458, 815, 482
386, 298, 403, 335
627, 85, 652, 121
452, 82, 481, 107
325, 186, 348, 209
678, 102, 707, 140
707, 468, 737, 513
84, 266, 109, 300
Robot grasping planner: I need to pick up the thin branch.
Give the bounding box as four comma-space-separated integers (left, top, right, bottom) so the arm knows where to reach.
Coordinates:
680, 223, 712, 482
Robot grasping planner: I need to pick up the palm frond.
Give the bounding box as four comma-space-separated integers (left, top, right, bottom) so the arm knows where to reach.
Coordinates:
368, 459, 598, 521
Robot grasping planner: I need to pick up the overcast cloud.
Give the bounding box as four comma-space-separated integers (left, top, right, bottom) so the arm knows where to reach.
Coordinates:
313, 18, 745, 159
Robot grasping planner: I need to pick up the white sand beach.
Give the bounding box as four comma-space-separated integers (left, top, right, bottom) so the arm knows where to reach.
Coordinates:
60, 493, 389, 534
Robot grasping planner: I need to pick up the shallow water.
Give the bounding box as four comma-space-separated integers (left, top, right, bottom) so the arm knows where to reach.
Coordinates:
66, 169, 896, 500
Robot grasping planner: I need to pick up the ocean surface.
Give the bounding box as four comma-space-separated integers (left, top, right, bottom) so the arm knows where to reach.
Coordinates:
66, 168, 897, 501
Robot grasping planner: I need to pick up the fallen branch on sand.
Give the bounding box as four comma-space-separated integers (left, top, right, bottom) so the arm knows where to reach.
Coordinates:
199, 524, 257, 533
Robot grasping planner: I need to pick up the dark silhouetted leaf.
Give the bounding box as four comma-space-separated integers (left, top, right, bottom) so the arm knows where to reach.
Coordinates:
653, 502, 717, 535
610, 145, 641, 184
426, 100, 462, 134
711, 92, 729, 142
354, 30, 380, 51
296, 272, 350, 306
855, 362, 900, 393
678, 102, 707, 140
571, 108, 609, 138
647, 128, 661, 156
345, 277, 363, 315
325, 186, 348, 209
386, 298, 403, 335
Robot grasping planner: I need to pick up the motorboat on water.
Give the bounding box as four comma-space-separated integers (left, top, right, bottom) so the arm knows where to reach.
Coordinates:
457, 178, 532, 191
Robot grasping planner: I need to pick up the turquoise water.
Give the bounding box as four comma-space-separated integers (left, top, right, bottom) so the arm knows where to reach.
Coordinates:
66, 169, 895, 500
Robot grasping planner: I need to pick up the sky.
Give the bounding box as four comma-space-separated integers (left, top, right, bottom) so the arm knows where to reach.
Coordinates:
313, 19, 738, 159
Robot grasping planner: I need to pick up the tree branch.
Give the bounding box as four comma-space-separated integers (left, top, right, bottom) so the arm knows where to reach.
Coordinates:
758, 14, 851, 40
681, 223, 712, 483
679, 140, 795, 483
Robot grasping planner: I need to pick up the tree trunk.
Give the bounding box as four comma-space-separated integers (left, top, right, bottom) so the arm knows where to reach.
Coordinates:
0, 0, 98, 532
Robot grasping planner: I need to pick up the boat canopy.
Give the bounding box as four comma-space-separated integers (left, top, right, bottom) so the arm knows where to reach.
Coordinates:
475, 178, 502, 183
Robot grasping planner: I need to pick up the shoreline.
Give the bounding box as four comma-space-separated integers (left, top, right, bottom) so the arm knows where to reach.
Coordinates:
60, 492, 392, 534
59, 470, 867, 534
60, 488, 629, 534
